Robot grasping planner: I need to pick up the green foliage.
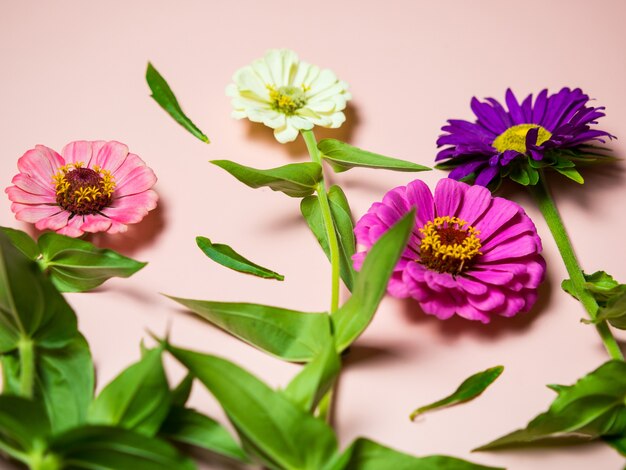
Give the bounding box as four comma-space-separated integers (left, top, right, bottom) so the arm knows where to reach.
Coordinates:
0, 396, 51, 463
318, 139, 431, 173
332, 211, 414, 352
146, 62, 210, 143
212, 160, 323, 198
410, 366, 503, 420
167, 296, 332, 362
301, 185, 356, 291
196, 236, 284, 280
477, 360, 626, 450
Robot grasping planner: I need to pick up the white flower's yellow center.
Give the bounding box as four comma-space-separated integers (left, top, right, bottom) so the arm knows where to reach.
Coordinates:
419, 216, 482, 274
492, 124, 552, 153
53, 162, 115, 215
268, 85, 307, 115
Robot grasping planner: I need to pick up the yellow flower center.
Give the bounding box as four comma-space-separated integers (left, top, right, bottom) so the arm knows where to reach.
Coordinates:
53, 162, 116, 215
419, 216, 482, 274
492, 124, 552, 153
268, 85, 307, 115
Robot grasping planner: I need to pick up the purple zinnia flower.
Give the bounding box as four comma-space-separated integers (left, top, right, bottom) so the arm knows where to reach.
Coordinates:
436, 88, 615, 187
353, 179, 545, 323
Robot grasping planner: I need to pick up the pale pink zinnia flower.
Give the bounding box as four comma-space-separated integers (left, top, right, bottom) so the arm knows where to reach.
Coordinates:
353, 178, 545, 323
5, 141, 158, 237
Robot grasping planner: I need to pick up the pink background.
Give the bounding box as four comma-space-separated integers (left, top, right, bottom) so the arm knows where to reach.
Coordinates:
2, 1, 626, 469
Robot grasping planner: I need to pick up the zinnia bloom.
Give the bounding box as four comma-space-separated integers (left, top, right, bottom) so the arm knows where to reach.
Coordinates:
226, 49, 351, 143
6, 141, 158, 237
353, 178, 545, 323
436, 88, 615, 187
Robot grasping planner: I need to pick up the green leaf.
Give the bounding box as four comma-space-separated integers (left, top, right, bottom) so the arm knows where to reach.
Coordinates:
554, 166, 585, 184
171, 373, 194, 407
509, 166, 530, 185
0, 396, 51, 460
327, 438, 502, 470
212, 160, 323, 198
332, 211, 414, 352
88, 347, 170, 437
301, 186, 356, 291
38, 232, 146, 293
0, 227, 38, 260
605, 434, 626, 457
167, 343, 338, 470
476, 360, 626, 450
50, 425, 196, 470
167, 296, 332, 362
596, 289, 626, 329
160, 406, 249, 463
0, 231, 77, 353
284, 338, 341, 412
410, 366, 503, 420
318, 139, 431, 173
146, 62, 209, 143
196, 236, 284, 281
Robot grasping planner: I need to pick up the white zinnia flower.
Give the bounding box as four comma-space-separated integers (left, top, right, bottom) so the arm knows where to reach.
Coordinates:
226, 49, 351, 143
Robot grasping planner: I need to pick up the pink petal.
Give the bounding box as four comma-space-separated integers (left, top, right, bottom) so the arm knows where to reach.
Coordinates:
467, 288, 506, 312
456, 276, 488, 296
35, 211, 71, 231
480, 214, 539, 251
405, 179, 434, 227
434, 178, 466, 218
6, 186, 56, 204
102, 190, 158, 224
419, 294, 458, 319
13, 203, 62, 223
457, 184, 492, 225
80, 214, 113, 233
114, 165, 157, 198
474, 197, 518, 241
61, 141, 95, 166
57, 216, 85, 237
17, 146, 63, 187
480, 235, 539, 262
10, 173, 55, 196
92, 141, 129, 174
466, 268, 514, 286
455, 303, 490, 323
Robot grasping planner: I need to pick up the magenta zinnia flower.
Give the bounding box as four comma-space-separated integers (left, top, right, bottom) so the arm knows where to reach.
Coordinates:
6, 141, 158, 237
353, 179, 545, 323
436, 88, 615, 187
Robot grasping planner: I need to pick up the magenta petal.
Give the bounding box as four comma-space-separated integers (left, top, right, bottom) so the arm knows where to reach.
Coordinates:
457, 184, 492, 225
405, 179, 434, 227
481, 234, 540, 262
57, 216, 85, 237
456, 276, 488, 296
466, 268, 514, 286
10, 174, 55, 196
467, 288, 506, 312
434, 178, 466, 217
81, 214, 113, 233
474, 197, 519, 240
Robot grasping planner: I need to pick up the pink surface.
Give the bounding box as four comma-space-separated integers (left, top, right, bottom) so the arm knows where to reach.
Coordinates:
2, 1, 626, 469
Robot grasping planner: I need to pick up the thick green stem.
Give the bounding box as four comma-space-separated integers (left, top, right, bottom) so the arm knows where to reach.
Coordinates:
530, 172, 623, 360
18, 337, 35, 399
301, 129, 341, 424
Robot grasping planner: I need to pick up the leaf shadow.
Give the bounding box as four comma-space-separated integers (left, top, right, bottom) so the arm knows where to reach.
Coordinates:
242, 103, 361, 160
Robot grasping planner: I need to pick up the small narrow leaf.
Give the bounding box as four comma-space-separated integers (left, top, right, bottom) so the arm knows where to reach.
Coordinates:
196, 236, 283, 280
596, 289, 626, 329
146, 62, 209, 143
167, 296, 331, 362
318, 139, 430, 173
410, 366, 503, 420
554, 166, 584, 184
332, 211, 414, 352
160, 406, 249, 463
212, 160, 322, 198
0, 227, 38, 260
284, 337, 340, 412
38, 232, 146, 293
171, 374, 194, 407
167, 343, 338, 470
88, 347, 170, 437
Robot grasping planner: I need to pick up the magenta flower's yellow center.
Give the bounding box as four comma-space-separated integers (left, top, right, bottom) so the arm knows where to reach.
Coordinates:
419, 216, 482, 274
267, 85, 308, 115
53, 162, 115, 215
492, 124, 552, 153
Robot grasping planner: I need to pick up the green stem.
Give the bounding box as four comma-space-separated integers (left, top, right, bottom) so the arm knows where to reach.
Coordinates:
301, 129, 341, 424
530, 172, 623, 360
19, 337, 35, 399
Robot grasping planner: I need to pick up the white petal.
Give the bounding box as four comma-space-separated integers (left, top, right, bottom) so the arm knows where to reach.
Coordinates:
274, 123, 299, 143
288, 115, 314, 131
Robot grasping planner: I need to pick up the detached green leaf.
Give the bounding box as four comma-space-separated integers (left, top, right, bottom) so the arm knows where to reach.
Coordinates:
160, 406, 249, 463
50, 425, 196, 470
212, 160, 322, 198
410, 366, 503, 420
477, 360, 626, 450
38, 232, 146, 293
0, 227, 38, 260
168, 296, 332, 362
318, 139, 430, 173
301, 185, 356, 291
328, 438, 502, 470
196, 236, 283, 280
88, 347, 170, 437
332, 211, 414, 352
167, 343, 338, 470
284, 338, 341, 412
146, 62, 209, 143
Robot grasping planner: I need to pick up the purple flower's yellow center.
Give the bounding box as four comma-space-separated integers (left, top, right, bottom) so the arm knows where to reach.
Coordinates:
419, 216, 482, 274
268, 85, 308, 115
53, 162, 115, 215
492, 124, 552, 154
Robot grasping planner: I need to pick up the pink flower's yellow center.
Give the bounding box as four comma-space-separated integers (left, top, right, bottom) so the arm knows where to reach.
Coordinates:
419, 216, 482, 274
53, 162, 115, 215
492, 124, 552, 154
267, 85, 308, 115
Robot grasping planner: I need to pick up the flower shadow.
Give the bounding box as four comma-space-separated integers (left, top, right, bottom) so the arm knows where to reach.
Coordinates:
242, 103, 361, 160
399, 274, 553, 339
